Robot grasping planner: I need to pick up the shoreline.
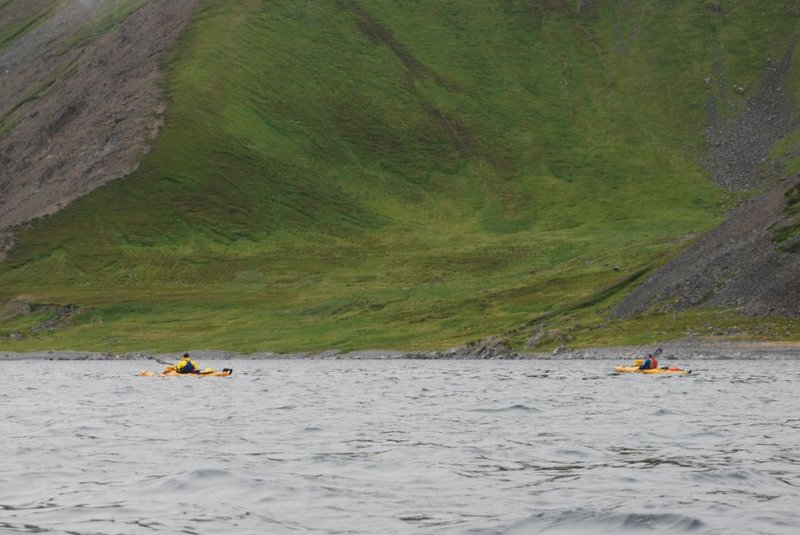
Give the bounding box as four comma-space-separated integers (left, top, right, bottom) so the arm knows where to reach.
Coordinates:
1, 340, 798, 361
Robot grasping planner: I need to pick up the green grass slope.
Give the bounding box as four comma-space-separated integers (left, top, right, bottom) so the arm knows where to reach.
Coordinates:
2, 1, 799, 352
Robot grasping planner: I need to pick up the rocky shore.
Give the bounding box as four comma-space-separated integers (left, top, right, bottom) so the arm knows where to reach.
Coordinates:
1, 338, 798, 362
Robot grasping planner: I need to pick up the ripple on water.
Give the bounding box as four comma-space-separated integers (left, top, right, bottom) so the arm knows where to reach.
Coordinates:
471, 404, 541, 413
498, 509, 705, 534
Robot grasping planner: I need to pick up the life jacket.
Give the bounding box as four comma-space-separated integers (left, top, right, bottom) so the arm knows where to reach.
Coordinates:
641, 356, 658, 369
642, 356, 658, 369
175, 358, 197, 373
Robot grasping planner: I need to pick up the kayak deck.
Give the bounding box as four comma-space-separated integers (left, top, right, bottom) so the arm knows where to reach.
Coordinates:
139, 365, 232, 377
614, 365, 690, 375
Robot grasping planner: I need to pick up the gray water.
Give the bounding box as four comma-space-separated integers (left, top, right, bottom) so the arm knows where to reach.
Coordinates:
1, 358, 799, 535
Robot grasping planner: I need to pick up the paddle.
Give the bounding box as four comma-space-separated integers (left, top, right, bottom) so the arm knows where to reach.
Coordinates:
150, 355, 183, 373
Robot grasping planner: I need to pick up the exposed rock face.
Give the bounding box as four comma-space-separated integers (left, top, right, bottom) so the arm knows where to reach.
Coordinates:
0, 0, 200, 231
613, 41, 800, 319
612, 175, 800, 318
704, 47, 799, 192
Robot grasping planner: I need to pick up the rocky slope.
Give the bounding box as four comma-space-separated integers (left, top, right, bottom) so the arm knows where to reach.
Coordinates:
0, 0, 199, 232
612, 175, 800, 318
613, 43, 800, 319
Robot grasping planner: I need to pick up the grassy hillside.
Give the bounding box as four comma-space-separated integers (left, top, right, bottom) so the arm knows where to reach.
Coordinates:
2, 1, 799, 352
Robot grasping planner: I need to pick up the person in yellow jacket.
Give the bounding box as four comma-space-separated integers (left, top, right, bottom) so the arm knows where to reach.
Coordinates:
174, 352, 200, 374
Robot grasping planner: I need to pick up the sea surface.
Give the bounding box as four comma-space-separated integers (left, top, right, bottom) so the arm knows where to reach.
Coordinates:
1, 358, 799, 534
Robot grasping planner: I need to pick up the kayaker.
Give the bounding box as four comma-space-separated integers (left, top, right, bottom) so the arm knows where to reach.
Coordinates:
174, 353, 201, 374
639, 352, 659, 370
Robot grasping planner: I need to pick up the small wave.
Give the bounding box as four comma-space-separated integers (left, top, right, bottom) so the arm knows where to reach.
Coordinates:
654, 408, 677, 416
524, 373, 551, 378
690, 468, 757, 483
499, 508, 705, 534
263, 404, 296, 410
0, 521, 50, 533
138, 468, 241, 495
398, 514, 433, 522
472, 404, 540, 413
311, 450, 389, 463
730, 376, 775, 385
633, 456, 696, 468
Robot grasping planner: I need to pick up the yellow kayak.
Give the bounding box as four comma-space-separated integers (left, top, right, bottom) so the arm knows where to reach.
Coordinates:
614, 365, 690, 375
139, 365, 233, 377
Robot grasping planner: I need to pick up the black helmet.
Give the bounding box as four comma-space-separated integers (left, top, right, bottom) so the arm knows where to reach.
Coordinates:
183, 352, 190, 358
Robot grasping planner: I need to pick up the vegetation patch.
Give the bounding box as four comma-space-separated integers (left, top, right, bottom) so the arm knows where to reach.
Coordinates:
0, 1, 58, 51
771, 184, 800, 252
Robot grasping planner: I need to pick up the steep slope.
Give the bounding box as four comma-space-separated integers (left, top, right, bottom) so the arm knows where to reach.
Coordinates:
705, 45, 799, 191
612, 39, 800, 321
0, 0, 200, 230
612, 175, 800, 319
0, 1, 799, 351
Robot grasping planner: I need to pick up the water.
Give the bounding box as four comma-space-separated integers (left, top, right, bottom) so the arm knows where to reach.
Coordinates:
1, 358, 799, 534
